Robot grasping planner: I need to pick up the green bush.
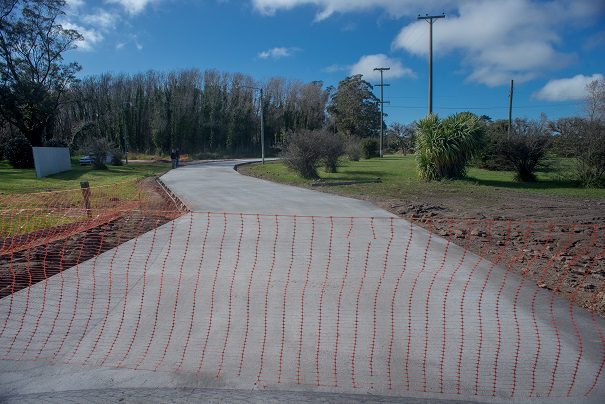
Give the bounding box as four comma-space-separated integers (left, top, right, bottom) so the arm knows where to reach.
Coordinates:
552, 118, 605, 187
570, 121, 605, 187
478, 120, 514, 171
111, 149, 124, 166
83, 138, 115, 170
345, 137, 362, 161
492, 119, 551, 182
360, 138, 378, 159
281, 129, 344, 178
322, 135, 344, 173
4, 135, 34, 168
416, 113, 486, 181
281, 129, 326, 179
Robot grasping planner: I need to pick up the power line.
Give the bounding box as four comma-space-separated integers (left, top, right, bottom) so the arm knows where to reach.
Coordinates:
385, 102, 583, 110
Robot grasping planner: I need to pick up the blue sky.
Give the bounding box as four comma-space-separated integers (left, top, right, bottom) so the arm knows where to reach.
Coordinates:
63, 0, 605, 124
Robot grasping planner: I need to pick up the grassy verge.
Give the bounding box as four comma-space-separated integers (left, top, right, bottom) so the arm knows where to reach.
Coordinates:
0, 159, 170, 194
0, 160, 171, 236
240, 155, 605, 200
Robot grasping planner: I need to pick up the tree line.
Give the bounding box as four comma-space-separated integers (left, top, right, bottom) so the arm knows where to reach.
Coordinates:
52, 70, 330, 156
0, 0, 382, 163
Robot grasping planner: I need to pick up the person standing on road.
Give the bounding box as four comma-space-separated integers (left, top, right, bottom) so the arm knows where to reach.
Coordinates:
176, 148, 181, 168
170, 149, 177, 169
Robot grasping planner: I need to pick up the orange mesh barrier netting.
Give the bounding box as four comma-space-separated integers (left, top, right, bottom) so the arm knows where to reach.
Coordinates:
0, 179, 186, 255
0, 212, 604, 398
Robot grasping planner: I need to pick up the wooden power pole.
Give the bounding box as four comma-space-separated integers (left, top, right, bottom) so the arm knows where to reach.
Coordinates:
418, 13, 445, 115
374, 67, 390, 158
508, 79, 514, 136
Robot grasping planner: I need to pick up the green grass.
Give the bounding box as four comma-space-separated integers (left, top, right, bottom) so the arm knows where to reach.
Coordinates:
242, 155, 605, 199
1, 213, 84, 236
0, 159, 169, 194
0, 159, 170, 236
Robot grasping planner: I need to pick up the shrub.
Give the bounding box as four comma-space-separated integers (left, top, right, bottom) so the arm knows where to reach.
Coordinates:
416, 113, 486, 181
478, 121, 514, 171
493, 119, 551, 182
386, 122, 416, 154
281, 129, 325, 179
111, 149, 124, 166
322, 135, 344, 173
344, 137, 362, 161
554, 119, 605, 187
360, 138, 378, 159
550, 117, 585, 158
0, 131, 8, 160
83, 138, 115, 170
281, 129, 344, 178
4, 135, 34, 168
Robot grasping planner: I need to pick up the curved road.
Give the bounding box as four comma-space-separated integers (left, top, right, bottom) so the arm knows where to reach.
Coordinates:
0, 160, 603, 403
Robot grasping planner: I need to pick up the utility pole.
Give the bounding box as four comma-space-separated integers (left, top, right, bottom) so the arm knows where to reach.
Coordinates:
417, 13, 445, 115
374, 67, 390, 158
244, 86, 265, 164
508, 79, 514, 136
260, 88, 265, 164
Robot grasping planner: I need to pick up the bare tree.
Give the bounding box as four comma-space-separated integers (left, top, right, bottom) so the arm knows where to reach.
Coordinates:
386, 122, 416, 154
586, 78, 605, 123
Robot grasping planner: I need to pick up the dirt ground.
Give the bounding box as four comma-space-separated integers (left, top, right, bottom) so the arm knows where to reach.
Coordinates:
0, 177, 183, 299
345, 188, 605, 315
241, 167, 605, 316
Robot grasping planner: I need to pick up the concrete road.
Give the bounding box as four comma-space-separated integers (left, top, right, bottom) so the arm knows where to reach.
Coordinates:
160, 159, 394, 216
0, 160, 604, 403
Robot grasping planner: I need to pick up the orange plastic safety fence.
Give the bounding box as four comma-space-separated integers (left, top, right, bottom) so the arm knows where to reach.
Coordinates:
0, 212, 604, 399
0, 180, 185, 254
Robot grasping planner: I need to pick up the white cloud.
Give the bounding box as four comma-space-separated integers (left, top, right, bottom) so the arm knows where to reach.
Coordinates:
258, 46, 300, 59
83, 10, 119, 29
252, 0, 456, 21
391, 0, 603, 87
63, 8, 120, 51
62, 22, 104, 52
534, 74, 604, 102
252, 1, 604, 86
252, 0, 604, 21
323, 64, 348, 73
349, 54, 415, 81
61, 0, 153, 51
106, 0, 156, 15
65, 0, 85, 9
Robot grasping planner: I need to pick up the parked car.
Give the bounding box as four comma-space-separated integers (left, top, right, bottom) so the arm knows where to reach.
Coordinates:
79, 155, 94, 165
79, 153, 113, 166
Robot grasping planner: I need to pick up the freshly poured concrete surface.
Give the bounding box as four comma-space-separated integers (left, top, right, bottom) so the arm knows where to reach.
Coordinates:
0, 160, 604, 403
160, 160, 395, 217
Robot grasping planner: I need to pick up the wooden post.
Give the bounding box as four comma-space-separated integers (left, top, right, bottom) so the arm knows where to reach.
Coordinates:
80, 181, 91, 218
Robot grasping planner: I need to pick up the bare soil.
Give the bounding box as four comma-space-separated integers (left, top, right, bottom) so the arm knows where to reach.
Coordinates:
242, 167, 605, 315
357, 190, 605, 315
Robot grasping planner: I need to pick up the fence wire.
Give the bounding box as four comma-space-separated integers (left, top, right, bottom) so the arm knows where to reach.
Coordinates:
0, 189, 604, 399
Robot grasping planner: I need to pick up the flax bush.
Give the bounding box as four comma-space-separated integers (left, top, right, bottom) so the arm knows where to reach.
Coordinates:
416, 112, 485, 181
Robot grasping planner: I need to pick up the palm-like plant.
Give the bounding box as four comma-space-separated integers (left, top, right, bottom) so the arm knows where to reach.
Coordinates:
416, 112, 485, 181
